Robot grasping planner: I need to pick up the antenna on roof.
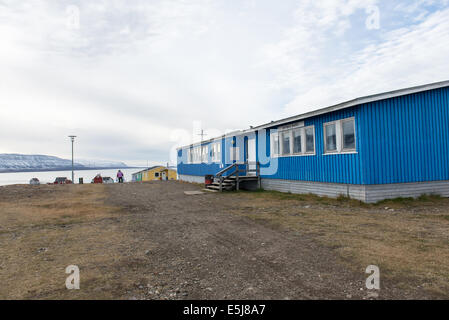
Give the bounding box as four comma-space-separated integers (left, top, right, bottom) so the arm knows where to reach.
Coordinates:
197, 129, 207, 142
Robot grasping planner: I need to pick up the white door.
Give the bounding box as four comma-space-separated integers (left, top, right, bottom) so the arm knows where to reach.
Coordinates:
162, 171, 167, 180
247, 138, 256, 175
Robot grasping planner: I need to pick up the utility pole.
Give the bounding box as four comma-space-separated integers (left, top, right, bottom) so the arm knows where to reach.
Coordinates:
197, 129, 207, 163
68, 136, 76, 183
197, 129, 207, 142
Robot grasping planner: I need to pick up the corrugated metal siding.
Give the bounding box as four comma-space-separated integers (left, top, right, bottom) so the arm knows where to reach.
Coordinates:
261, 178, 366, 201
262, 106, 363, 184
360, 87, 449, 184
177, 162, 222, 176
177, 86, 449, 185
177, 139, 223, 176
364, 180, 449, 203
224, 136, 234, 165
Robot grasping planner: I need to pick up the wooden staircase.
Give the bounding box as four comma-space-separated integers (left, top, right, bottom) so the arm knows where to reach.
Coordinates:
205, 161, 260, 192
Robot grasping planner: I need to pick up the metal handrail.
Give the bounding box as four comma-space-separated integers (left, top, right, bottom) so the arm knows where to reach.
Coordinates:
215, 163, 239, 178
215, 161, 260, 191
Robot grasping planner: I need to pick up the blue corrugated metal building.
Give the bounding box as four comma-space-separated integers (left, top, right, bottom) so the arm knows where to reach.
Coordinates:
177, 81, 449, 202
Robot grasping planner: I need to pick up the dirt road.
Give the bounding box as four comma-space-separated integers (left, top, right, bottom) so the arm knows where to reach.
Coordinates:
107, 182, 367, 300
1, 181, 447, 299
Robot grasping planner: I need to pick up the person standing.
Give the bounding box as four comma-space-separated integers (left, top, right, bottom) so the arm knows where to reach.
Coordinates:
117, 170, 124, 183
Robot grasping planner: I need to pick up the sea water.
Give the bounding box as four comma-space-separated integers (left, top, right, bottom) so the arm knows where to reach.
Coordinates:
0, 168, 143, 186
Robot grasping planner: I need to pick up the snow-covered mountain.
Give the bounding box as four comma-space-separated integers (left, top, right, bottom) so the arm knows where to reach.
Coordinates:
0, 154, 128, 172
75, 159, 128, 168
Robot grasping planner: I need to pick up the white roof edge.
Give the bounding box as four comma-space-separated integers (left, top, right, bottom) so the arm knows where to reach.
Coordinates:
176, 135, 226, 150
177, 80, 449, 150
253, 80, 449, 130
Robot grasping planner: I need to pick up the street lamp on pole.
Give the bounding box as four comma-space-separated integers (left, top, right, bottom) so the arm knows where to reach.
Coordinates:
68, 135, 76, 183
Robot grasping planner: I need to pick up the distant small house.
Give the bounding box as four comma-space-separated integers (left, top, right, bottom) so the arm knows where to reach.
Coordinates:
29, 178, 40, 185
103, 177, 114, 184
92, 174, 103, 184
132, 166, 177, 182
54, 177, 72, 184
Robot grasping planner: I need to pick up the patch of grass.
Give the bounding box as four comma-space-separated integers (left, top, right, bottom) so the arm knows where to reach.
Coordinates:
0, 184, 127, 299
247, 189, 324, 202
246, 189, 449, 209
375, 194, 448, 209
244, 189, 372, 208
231, 189, 449, 297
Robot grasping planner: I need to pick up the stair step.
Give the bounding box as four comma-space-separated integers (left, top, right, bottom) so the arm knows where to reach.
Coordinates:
211, 181, 235, 185
206, 185, 234, 191
210, 182, 234, 186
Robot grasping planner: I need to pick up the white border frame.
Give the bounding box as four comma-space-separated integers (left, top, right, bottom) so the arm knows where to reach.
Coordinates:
273, 125, 316, 158
211, 140, 221, 163
323, 117, 357, 155
341, 117, 357, 152
270, 131, 280, 158
323, 121, 339, 154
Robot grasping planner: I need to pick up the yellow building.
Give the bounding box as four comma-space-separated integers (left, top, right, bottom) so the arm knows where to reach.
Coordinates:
133, 166, 177, 182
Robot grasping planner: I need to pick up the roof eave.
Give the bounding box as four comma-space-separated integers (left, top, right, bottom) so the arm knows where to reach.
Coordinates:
177, 80, 449, 149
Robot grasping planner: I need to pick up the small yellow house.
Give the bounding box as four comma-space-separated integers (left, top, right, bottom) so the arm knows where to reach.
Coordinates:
133, 166, 177, 182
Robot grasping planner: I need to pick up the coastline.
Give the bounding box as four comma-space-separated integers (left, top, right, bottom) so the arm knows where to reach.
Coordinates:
0, 167, 144, 174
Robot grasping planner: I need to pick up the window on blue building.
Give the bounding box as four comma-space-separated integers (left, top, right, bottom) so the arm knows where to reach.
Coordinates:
342, 119, 355, 150
211, 142, 221, 162
188, 148, 193, 163
273, 125, 315, 157
201, 145, 208, 163
305, 127, 315, 153
324, 117, 356, 154
271, 132, 280, 157
325, 123, 337, 152
282, 132, 291, 155
189, 146, 202, 163
293, 129, 302, 153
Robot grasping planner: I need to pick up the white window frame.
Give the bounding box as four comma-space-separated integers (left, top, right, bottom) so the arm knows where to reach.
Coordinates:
190, 145, 202, 164
341, 118, 356, 152
201, 145, 207, 163
272, 125, 315, 158
229, 146, 240, 161
186, 148, 191, 164
281, 130, 292, 156
270, 131, 280, 158
323, 117, 356, 155
303, 126, 315, 155
324, 121, 339, 154
211, 141, 221, 163
292, 128, 302, 155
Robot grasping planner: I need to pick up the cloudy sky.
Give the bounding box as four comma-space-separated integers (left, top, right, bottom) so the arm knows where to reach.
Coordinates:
1, 0, 449, 166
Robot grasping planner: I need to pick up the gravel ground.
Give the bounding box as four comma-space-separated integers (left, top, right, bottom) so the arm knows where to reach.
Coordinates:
105, 181, 400, 300
2, 181, 443, 299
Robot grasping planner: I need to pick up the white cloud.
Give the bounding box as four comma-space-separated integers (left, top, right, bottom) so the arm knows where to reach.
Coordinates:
260, 1, 449, 116
1, 0, 449, 166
